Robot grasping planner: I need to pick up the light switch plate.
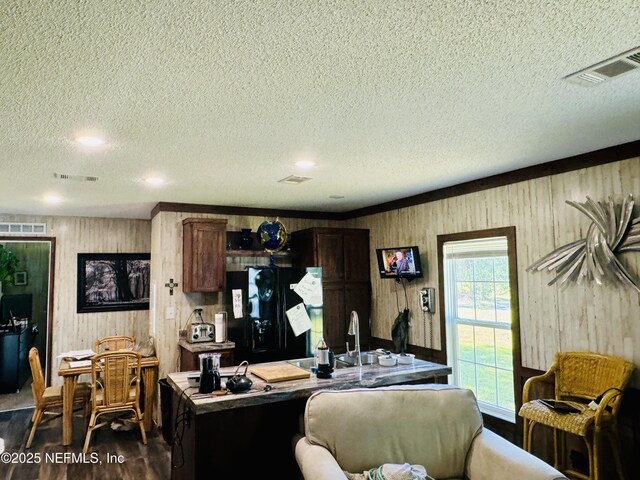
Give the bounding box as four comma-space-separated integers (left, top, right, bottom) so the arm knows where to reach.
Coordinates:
165, 306, 176, 320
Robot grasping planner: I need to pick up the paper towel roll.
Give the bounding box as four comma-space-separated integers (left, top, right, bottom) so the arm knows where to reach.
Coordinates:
214, 313, 225, 342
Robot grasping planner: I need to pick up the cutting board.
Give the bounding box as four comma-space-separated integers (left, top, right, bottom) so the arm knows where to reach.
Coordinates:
250, 364, 310, 383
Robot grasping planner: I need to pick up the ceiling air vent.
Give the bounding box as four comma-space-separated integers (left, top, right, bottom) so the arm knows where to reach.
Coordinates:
0, 222, 47, 235
565, 46, 640, 86
54, 173, 99, 182
625, 52, 640, 65
278, 175, 312, 185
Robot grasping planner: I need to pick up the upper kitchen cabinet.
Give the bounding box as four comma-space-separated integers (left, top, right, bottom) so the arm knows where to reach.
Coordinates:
343, 232, 371, 282
315, 233, 345, 282
182, 218, 227, 293
292, 228, 370, 283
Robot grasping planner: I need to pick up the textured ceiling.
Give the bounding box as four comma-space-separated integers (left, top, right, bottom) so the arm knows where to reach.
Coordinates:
1, 1, 639, 219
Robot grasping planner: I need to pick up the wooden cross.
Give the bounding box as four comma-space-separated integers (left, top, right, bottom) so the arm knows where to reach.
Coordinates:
165, 278, 179, 295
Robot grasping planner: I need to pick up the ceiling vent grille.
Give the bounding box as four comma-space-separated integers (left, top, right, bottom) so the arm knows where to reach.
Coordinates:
565, 46, 640, 86
54, 173, 99, 182
575, 72, 605, 85
278, 175, 312, 185
626, 52, 640, 65
0, 222, 47, 235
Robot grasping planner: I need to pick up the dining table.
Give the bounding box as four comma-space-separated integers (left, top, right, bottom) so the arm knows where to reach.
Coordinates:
57, 355, 159, 446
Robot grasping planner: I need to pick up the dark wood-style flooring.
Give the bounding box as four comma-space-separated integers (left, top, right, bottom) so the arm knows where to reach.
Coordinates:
0, 408, 170, 479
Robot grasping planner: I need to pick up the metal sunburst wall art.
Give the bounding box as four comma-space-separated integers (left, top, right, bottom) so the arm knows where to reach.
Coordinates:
527, 194, 640, 293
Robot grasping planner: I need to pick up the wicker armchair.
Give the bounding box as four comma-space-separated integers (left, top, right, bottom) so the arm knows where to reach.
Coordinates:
82, 350, 147, 453
519, 352, 634, 480
95, 335, 136, 352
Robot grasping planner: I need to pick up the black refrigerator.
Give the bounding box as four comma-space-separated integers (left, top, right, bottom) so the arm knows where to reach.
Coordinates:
226, 267, 323, 364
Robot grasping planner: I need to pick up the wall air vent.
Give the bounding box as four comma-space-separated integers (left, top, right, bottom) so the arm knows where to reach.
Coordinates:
278, 175, 312, 185
54, 173, 99, 182
565, 46, 640, 86
0, 222, 47, 235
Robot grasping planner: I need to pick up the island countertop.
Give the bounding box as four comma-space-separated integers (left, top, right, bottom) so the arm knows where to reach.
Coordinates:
167, 357, 451, 415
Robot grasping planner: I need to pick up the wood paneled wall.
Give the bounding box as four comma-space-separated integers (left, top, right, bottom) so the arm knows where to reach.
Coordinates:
150, 212, 341, 382
347, 156, 640, 386
0, 215, 151, 385
2, 156, 638, 393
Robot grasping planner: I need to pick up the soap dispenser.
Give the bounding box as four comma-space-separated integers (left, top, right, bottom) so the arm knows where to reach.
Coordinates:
316, 339, 334, 379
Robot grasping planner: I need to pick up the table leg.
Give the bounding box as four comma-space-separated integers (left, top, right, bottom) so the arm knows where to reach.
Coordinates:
142, 366, 158, 431
62, 375, 78, 446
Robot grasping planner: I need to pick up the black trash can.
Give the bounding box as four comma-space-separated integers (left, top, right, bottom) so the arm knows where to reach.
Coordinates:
159, 378, 173, 445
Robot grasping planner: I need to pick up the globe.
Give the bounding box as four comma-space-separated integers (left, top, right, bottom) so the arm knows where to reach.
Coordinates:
257, 219, 289, 253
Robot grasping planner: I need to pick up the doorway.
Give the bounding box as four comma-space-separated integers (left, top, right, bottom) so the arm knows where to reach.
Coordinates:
0, 237, 54, 412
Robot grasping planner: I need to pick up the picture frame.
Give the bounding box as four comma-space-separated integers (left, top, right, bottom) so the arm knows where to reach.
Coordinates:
14, 271, 27, 286
77, 253, 151, 314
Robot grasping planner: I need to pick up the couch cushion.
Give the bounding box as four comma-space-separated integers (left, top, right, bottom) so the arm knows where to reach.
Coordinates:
304, 385, 482, 479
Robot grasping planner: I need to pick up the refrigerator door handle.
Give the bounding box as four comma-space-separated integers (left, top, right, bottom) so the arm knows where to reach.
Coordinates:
279, 283, 286, 351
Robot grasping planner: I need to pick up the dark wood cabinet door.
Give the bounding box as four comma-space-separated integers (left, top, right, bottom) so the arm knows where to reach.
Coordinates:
183, 218, 227, 292
290, 232, 315, 269
322, 284, 346, 353
344, 283, 371, 349
344, 233, 370, 282
316, 234, 344, 282
218, 349, 235, 367
179, 346, 235, 372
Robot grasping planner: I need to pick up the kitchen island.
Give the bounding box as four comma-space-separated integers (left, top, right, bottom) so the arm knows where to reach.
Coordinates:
167, 358, 451, 480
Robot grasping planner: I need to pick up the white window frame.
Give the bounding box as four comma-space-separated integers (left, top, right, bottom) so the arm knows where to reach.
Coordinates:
443, 237, 516, 423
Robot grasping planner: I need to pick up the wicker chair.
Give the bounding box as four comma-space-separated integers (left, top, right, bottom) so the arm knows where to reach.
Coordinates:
82, 350, 147, 453
95, 335, 136, 352
26, 347, 91, 448
519, 352, 634, 480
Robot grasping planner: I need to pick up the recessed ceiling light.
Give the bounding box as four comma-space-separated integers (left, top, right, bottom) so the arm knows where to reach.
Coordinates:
43, 194, 63, 204
329, 195, 345, 200
75, 136, 106, 147
294, 159, 316, 169
144, 176, 166, 186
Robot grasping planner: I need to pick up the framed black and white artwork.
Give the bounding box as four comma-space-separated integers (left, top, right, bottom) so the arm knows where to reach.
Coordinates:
77, 253, 151, 313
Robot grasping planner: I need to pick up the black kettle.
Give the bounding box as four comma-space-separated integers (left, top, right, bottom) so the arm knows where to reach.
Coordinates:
226, 360, 252, 393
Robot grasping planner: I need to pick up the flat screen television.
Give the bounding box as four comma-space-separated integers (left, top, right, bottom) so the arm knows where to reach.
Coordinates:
375, 246, 423, 279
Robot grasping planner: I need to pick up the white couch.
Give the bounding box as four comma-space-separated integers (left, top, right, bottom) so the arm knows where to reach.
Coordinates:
293, 385, 567, 480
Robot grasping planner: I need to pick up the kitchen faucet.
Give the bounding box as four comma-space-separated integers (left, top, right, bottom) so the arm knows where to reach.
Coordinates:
346, 311, 361, 367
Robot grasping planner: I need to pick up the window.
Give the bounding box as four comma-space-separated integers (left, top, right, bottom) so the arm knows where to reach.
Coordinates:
439, 231, 520, 423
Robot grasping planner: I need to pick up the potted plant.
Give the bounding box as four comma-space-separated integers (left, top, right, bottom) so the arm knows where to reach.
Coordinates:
0, 244, 19, 295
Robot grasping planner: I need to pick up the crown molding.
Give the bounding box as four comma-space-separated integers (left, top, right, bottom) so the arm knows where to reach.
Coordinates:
151, 139, 640, 221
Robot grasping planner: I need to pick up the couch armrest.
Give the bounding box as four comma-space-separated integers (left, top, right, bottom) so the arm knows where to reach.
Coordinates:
293, 434, 348, 480
466, 429, 567, 480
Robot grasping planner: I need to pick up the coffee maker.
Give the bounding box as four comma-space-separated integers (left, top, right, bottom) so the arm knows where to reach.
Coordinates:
199, 353, 221, 393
